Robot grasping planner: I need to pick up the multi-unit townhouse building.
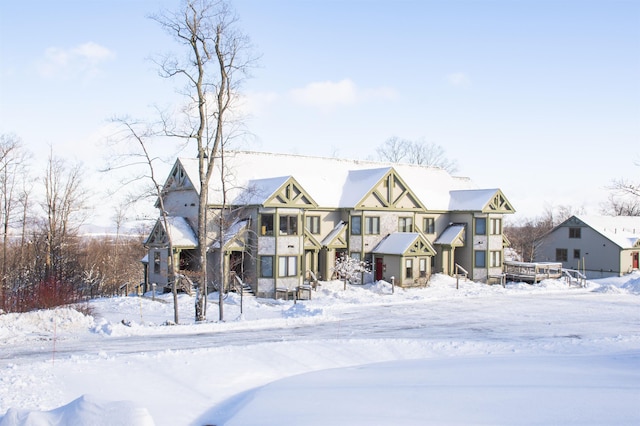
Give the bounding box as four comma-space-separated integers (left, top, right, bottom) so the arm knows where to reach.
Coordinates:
143, 151, 516, 297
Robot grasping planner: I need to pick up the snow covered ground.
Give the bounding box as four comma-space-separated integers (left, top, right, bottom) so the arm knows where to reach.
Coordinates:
1, 273, 639, 425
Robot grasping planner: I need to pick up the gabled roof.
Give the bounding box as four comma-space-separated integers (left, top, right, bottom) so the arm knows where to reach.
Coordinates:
561, 215, 640, 249
434, 224, 466, 247
448, 189, 515, 213
321, 221, 348, 248
210, 219, 250, 250
172, 151, 512, 212
145, 216, 198, 248
372, 232, 436, 256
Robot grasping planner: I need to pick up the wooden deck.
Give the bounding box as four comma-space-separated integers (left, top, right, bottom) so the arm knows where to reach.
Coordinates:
503, 261, 563, 283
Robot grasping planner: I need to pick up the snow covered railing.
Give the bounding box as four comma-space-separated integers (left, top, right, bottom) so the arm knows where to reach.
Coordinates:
563, 269, 587, 287
454, 264, 468, 289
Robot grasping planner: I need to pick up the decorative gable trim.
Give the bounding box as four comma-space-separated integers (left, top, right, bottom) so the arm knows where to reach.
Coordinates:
165, 161, 194, 192
321, 221, 348, 249
304, 229, 323, 250
405, 236, 437, 257
483, 190, 515, 213
357, 169, 424, 211
145, 220, 168, 246
263, 177, 318, 208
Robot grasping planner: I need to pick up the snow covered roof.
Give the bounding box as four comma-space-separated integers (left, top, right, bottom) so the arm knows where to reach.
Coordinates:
321, 221, 347, 247
574, 215, 640, 249
210, 219, 250, 249
164, 216, 198, 248
434, 224, 466, 246
175, 151, 494, 211
372, 233, 422, 255
448, 189, 499, 211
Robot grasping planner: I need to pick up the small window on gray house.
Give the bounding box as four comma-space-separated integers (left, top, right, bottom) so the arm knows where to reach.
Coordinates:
260, 256, 274, 277
556, 248, 568, 262
475, 218, 486, 235
490, 250, 502, 267
398, 217, 413, 232
278, 256, 297, 277
569, 227, 581, 238
424, 217, 435, 234
490, 218, 502, 235
573, 249, 581, 259
351, 216, 362, 235
365, 217, 380, 235
405, 259, 413, 279
260, 214, 274, 236
153, 251, 161, 274
306, 216, 320, 234
475, 251, 486, 268
419, 258, 427, 277
279, 215, 298, 235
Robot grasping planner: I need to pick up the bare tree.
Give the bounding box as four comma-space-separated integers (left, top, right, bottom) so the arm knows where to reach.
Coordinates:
603, 162, 640, 216
0, 134, 31, 308
41, 149, 88, 283
108, 118, 181, 323
376, 137, 409, 163
151, 0, 255, 322
377, 137, 459, 173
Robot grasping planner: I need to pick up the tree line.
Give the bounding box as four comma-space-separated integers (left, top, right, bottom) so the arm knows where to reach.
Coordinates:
0, 134, 146, 313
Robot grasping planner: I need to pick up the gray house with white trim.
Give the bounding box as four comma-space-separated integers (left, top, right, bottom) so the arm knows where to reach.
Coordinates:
534, 215, 640, 279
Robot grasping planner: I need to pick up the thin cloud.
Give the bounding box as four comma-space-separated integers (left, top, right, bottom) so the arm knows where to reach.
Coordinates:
446, 72, 471, 87
37, 42, 116, 80
290, 79, 398, 108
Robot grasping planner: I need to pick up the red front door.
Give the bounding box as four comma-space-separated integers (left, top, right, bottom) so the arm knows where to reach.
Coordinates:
375, 257, 384, 281
633, 252, 639, 269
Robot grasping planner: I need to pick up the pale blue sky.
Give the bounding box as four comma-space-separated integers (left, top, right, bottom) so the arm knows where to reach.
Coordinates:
1, 0, 638, 224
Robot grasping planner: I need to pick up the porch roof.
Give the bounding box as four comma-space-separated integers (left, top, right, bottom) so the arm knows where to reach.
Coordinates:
372, 232, 423, 255
434, 224, 466, 246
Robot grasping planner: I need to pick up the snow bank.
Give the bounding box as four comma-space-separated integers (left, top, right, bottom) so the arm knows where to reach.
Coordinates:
0, 307, 93, 345
206, 352, 640, 426
1, 272, 638, 426
0, 395, 154, 426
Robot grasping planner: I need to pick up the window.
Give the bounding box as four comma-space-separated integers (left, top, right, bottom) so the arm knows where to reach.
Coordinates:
398, 217, 413, 232
260, 256, 274, 277
419, 258, 427, 277
279, 215, 298, 235
405, 259, 413, 279
573, 249, 581, 259
260, 214, 274, 236
278, 256, 297, 277
153, 251, 161, 274
569, 227, 581, 239
351, 216, 362, 235
424, 217, 435, 234
475, 251, 486, 268
475, 218, 486, 235
490, 218, 502, 235
306, 216, 320, 234
556, 248, 568, 262
490, 250, 502, 267
365, 216, 380, 234
350, 252, 361, 261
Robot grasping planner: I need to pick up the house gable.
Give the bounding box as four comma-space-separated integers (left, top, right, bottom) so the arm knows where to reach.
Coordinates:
356, 169, 424, 211
482, 190, 515, 213
145, 217, 198, 249
321, 221, 348, 249
165, 160, 195, 192
304, 228, 323, 250
434, 224, 466, 247
263, 177, 318, 209
372, 232, 436, 256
